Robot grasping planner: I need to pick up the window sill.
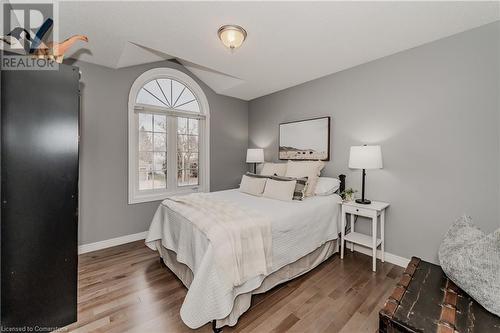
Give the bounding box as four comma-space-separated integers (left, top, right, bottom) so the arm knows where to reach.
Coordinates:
128, 186, 202, 204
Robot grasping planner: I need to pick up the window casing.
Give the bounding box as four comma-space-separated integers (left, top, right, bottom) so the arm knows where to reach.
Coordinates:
128, 68, 210, 204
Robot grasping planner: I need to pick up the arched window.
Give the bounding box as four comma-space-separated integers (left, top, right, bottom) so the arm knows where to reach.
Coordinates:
128, 68, 210, 204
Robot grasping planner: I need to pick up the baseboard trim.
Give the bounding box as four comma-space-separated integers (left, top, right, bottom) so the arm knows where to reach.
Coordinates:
78, 231, 148, 254
347, 243, 410, 268
78, 232, 409, 267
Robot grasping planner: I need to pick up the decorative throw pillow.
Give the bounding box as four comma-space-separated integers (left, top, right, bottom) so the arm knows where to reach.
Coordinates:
285, 160, 325, 197
271, 175, 308, 201
262, 178, 297, 201
438, 215, 500, 316
260, 162, 287, 177
314, 177, 341, 196
239, 175, 267, 196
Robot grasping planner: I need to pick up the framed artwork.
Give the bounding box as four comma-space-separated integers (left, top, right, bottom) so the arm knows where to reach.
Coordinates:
279, 116, 330, 161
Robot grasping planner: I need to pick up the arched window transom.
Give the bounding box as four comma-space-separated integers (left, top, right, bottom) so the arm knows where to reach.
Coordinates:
136, 78, 200, 113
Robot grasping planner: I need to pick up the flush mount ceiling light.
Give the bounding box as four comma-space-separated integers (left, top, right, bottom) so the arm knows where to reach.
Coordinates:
217, 25, 247, 50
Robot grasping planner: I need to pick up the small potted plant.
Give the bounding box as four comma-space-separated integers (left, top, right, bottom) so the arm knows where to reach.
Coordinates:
341, 188, 357, 202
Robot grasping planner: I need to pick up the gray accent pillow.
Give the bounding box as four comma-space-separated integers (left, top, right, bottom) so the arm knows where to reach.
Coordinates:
245, 172, 269, 179
438, 215, 500, 316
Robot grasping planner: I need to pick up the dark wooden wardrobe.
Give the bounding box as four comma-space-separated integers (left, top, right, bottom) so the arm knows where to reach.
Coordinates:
0, 63, 79, 329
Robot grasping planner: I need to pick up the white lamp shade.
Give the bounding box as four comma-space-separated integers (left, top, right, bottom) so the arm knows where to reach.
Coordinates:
348, 145, 383, 170
246, 148, 264, 163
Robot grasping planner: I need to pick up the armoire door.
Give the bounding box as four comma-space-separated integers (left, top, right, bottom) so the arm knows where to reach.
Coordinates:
1, 64, 79, 329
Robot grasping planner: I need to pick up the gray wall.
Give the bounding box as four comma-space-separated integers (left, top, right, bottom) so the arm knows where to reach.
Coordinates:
249, 22, 500, 263
74, 60, 248, 245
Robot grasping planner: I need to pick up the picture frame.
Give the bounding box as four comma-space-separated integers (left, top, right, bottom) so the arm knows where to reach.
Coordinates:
279, 116, 330, 161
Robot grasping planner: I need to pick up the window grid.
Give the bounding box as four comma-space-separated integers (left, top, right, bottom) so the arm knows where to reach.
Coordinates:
177, 117, 199, 187
136, 79, 200, 113
138, 113, 167, 190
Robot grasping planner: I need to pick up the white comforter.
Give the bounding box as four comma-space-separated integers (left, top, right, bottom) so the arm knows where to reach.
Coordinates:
145, 189, 342, 328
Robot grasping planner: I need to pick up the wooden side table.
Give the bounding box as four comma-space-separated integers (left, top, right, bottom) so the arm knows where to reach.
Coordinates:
340, 200, 389, 272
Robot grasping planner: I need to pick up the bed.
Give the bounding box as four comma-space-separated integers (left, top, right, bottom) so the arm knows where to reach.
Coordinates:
145, 175, 345, 331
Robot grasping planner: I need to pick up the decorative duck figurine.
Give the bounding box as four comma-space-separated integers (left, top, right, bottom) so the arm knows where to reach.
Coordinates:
34, 34, 88, 63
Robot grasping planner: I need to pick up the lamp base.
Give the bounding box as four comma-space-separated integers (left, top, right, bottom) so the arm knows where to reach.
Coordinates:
355, 199, 371, 205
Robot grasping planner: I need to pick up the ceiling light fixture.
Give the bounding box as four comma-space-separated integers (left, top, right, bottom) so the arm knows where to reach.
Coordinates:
217, 25, 247, 50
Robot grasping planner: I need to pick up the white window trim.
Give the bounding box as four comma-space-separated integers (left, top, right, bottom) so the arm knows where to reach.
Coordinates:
128, 68, 210, 204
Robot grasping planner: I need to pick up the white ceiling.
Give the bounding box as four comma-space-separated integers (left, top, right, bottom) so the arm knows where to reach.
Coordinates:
58, 1, 500, 101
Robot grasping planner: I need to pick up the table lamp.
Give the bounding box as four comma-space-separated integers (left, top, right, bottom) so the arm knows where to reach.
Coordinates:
246, 148, 264, 173
348, 145, 383, 204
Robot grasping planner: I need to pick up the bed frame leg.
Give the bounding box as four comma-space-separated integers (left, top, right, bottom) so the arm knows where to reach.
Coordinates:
159, 257, 166, 267
212, 320, 222, 333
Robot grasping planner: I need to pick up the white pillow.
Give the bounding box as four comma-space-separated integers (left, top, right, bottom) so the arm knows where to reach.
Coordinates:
285, 160, 325, 196
263, 178, 296, 201
239, 175, 267, 196
314, 177, 341, 196
260, 162, 287, 176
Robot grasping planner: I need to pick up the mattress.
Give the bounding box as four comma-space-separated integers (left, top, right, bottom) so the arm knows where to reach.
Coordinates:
145, 189, 342, 328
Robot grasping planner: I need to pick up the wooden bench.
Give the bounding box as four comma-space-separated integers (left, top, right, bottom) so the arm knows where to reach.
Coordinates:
379, 257, 500, 333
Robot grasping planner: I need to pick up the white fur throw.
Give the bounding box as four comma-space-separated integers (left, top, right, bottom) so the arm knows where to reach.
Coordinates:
438, 215, 500, 316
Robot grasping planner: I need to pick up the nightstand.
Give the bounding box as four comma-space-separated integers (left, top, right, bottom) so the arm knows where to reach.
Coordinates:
340, 200, 389, 272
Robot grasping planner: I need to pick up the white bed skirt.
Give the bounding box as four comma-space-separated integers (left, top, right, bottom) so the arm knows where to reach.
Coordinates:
154, 239, 338, 328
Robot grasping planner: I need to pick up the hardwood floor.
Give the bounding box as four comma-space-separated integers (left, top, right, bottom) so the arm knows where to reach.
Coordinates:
64, 241, 403, 333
